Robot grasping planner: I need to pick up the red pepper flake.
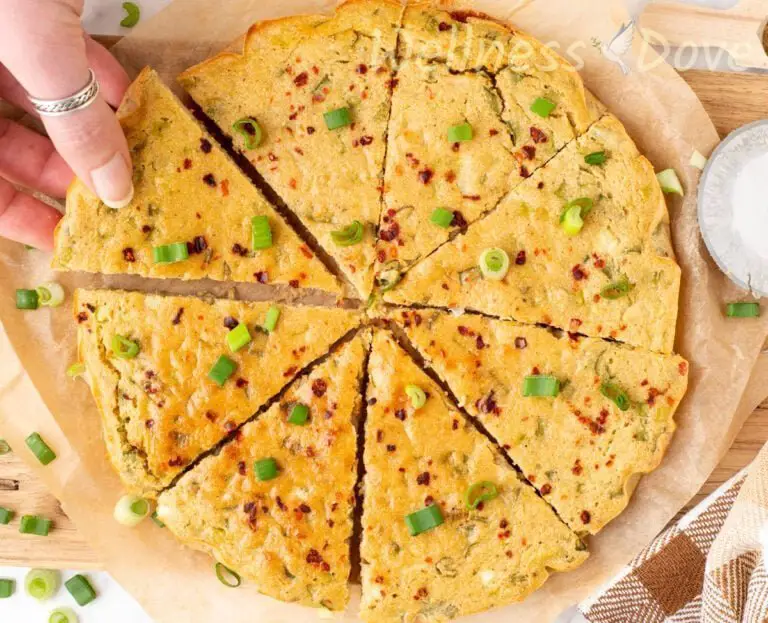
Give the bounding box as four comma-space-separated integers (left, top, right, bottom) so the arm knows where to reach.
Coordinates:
414, 587, 429, 601
299, 245, 314, 259
387, 77, 399, 90
312, 378, 328, 397
238, 461, 246, 475
394, 409, 406, 421
522, 145, 536, 160
231, 243, 248, 257
122, 247, 136, 262
202, 173, 216, 187
223, 316, 238, 330
386, 444, 396, 452
360, 136, 374, 146
438, 21, 452, 31
145, 419, 154, 429
451, 142, 460, 152
416, 472, 431, 486
141, 225, 152, 234
379, 222, 400, 242
293, 71, 309, 87
520, 165, 530, 178
572, 264, 587, 281
457, 325, 475, 337
168, 456, 184, 467
417, 168, 434, 184
236, 378, 248, 388
276, 496, 287, 511
182, 158, 193, 170
462, 194, 481, 201
355, 63, 369, 74
306, 126, 316, 135
515, 250, 526, 266
647, 387, 661, 406
476, 335, 486, 349
489, 128, 499, 136
580, 510, 591, 524
200, 138, 212, 153
205, 411, 218, 423
678, 361, 688, 376
571, 459, 583, 476
445, 170, 456, 183
187, 235, 208, 255
299, 503, 311, 514
530, 127, 548, 144
220, 179, 230, 197
476, 390, 500, 415
306, 549, 324, 565
171, 307, 184, 325
540, 483, 552, 495
283, 365, 298, 378
76, 312, 88, 323
452, 419, 459, 430
537, 181, 545, 190
376, 430, 384, 442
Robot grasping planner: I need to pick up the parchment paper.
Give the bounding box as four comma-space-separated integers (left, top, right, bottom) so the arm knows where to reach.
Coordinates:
1, 1, 768, 621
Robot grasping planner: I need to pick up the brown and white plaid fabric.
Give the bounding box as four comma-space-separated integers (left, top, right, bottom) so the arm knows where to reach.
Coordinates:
581, 441, 768, 623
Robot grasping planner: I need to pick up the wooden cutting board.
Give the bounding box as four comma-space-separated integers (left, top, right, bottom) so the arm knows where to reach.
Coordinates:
0, 69, 767, 569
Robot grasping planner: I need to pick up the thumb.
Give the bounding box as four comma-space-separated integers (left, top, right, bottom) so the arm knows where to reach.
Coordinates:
0, 0, 133, 209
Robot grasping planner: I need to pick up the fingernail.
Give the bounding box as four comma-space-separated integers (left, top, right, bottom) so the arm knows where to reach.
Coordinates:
91, 153, 134, 210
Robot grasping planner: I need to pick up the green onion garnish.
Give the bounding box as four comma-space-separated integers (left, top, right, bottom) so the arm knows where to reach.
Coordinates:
111, 335, 140, 359
35, 283, 65, 308
560, 197, 593, 237
49, 607, 78, 623
584, 151, 607, 165
152, 242, 189, 264
0, 579, 14, 599
324, 107, 352, 130
726, 302, 760, 318
25, 569, 60, 601
0, 507, 14, 525
254, 458, 279, 481
600, 382, 631, 411
113, 495, 151, 527
150, 510, 165, 528
464, 481, 499, 509
16, 289, 39, 310
404, 384, 427, 410
479, 248, 510, 281
19, 515, 52, 536
25, 433, 56, 466
208, 355, 237, 387
288, 403, 310, 426
120, 1, 140, 27
531, 97, 556, 118
232, 117, 263, 149
601, 278, 634, 300
331, 220, 364, 246
447, 122, 473, 143
430, 208, 454, 229
65, 574, 96, 606
251, 215, 273, 250
263, 305, 280, 333
522, 375, 560, 398
0, 439, 11, 455
66, 362, 86, 378
377, 263, 402, 292
405, 504, 444, 536
226, 323, 252, 352
215, 563, 242, 588
656, 168, 684, 196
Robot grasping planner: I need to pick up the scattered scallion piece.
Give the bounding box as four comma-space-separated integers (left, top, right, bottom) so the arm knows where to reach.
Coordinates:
150, 510, 165, 528
601, 278, 634, 300
19, 515, 52, 536
35, 282, 65, 308
405, 504, 444, 536
254, 458, 279, 481
208, 355, 237, 387
215, 563, 242, 588
324, 107, 352, 130
560, 197, 594, 237
120, 1, 140, 28
232, 117, 263, 149
114, 495, 151, 527
656, 169, 684, 196
251, 215, 273, 250
226, 323, 252, 353
479, 248, 510, 281
531, 97, 556, 118
690, 149, 707, 171
377, 263, 401, 292
0, 439, 10, 455
288, 403, 310, 426
0, 507, 14, 525
49, 607, 79, 623
263, 305, 280, 333
66, 362, 86, 379
464, 481, 499, 509
430, 208, 454, 229
111, 335, 140, 359
522, 375, 560, 398
447, 122, 473, 143
0, 579, 14, 599
584, 151, 607, 165
26, 433, 56, 466
331, 220, 364, 247
600, 382, 631, 411
404, 384, 427, 410
65, 575, 96, 606
25, 569, 60, 601
16, 289, 39, 310
152, 242, 189, 264
726, 302, 760, 318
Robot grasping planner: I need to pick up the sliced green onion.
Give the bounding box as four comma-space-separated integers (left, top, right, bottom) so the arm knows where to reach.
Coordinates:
430, 208, 454, 228
120, 1, 140, 27
404, 384, 427, 410
26, 433, 56, 466
215, 563, 242, 588
65, 575, 96, 606
226, 323, 252, 352
447, 122, 473, 142
726, 302, 760, 318
331, 221, 364, 246
251, 215, 273, 250
150, 511, 165, 528
522, 375, 560, 398
405, 504, 444, 536
111, 335, 140, 359
25, 569, 60, 601
377, 262, 402, 292
479, 248, 510, 281
152, 242, 189, 264
0, 579, 14, 599
288, 403, 310, 426
690, 149, 707, 171
19, 515, 52, 536
601, 278, 634, 300
600, 382, 630, 411
66, 362, 86, 378
0, 439, 11, 455
16, 289, 39, 310
254, 458, 279, 481
560, 205, 584, 236
35, 282, 65, 308
49, 607, 79, 623
0, 507, 14, 525
263, 305, 280, 333
232, 117, 263, 149
656, 169, 684, 196
114, 495, 151, 527
584, 151, 607, 165
208, 355, 237, 387
464, 481, 499, 509
531, 97, 556, 118
324, 107, 352, 130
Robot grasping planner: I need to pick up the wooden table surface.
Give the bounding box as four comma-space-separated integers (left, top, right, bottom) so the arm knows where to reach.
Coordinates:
1, 69, 767, 569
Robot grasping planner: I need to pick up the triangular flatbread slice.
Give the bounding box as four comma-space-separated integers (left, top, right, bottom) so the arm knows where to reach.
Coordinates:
157, 332, 369, 611
387, 309, 688, 535
178, 0, 403, 298
360, 330, 587, 621
76, 289, 360, 495
54, 68, 340, 295
384, 115, 681, 353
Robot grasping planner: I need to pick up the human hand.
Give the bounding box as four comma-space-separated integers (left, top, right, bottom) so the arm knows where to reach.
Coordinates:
0, 0, 132, 251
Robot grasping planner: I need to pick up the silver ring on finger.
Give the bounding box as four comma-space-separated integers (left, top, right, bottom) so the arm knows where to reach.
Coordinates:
27, 69, 100, 117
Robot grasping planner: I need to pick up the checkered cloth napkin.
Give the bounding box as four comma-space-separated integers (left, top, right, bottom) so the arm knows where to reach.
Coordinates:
580, 442, 768, 623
